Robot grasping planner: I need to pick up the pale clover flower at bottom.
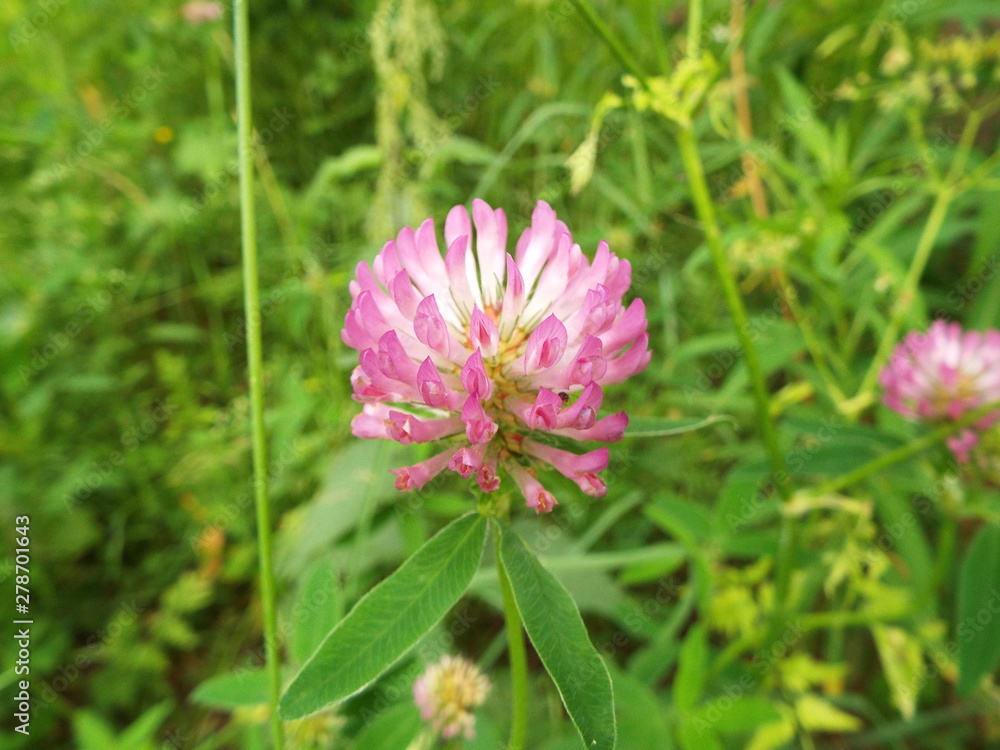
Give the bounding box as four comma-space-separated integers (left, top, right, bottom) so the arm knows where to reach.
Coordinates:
879, 320, 1000, 461
342, 199, 651, 512
413, 655, 491, 740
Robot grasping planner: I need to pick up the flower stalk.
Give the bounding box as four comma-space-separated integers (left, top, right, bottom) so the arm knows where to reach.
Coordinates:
233, 1, 283, 747
674, 126, 792, 500
854, 108, 984, 404
498, 555, 529, 750
815, 400, 1000, 496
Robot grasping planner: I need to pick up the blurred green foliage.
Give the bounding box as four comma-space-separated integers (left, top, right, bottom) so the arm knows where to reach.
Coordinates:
2, 0, 1000, 747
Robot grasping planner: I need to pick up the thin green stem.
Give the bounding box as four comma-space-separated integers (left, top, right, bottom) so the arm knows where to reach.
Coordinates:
905, 108, 942, 184
566, 0, 648, 85
855, 109, 983, 401
854, 187, 953, 400
498, 558, 529, 750
778, 276, 848, 404
687, 0, 703, 59
234, 2, 284, 749
675, 127, 791, 499
675, 124, 798, 649
571, 0, 801, 653
815, 400, 1000, 496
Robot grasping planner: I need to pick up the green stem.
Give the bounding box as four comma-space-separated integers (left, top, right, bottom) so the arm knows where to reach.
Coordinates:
572, 0, 801, 655
778, 276, 848, 404
233, 2, 284, 748
675, 127, 791, 499
687, 0, 703, 59
854, 186, 953, 399
566, 0, 648, 85
855, 109, 983, 401
815, 400, 1000, 496
498, 559, 529, 750
676, 123, 798, 648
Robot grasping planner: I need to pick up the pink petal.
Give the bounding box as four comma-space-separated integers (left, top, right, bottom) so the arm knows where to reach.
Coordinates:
377, 330, 420, 383
351, 405, 392, 439
444, 235, 479, 316
477, 453, 500, 492
449, 444, 484, 479
523, 441, 609, 497
414, 295, 452, 357
515, 201, 559, 292
507, 462, 559, 513
389, 269, 422, 319
390, 447, 454, 492
522, 232, 572, 322
461, 348, 494, 400
602, 333, 651, 384
461, 396, 498, 444
524, 314, 568, 374
499, 254, 526, 335
517, 388, 563, 431
417, 357, 462, 410
565, 335, 607, 387
558, 382, 603, 429
472, 199, 508, 306
386, 409, 464, 444
469, 307, 500, 358
599, 298, 648, 354
445, 204, 472, 249
554, 410, 628, 443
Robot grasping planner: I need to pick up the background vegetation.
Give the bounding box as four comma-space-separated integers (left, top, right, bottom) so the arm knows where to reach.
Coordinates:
2, 0, 1000, 747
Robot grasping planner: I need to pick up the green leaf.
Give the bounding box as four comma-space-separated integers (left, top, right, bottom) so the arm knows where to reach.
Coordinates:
291, 560, 344, 666
775, 68, 834, 174
746, 718, 795, 750
645, 495, 712, 545
120, 701, 174, 747
280, 513, 488, 719
624, 415, 734, 439
678, 716, 724, 750
352, 702, 423, 750
794, 694, 861, 732
872, 625, 923, 718
72, 711, 119, 750
956, 524, 1000, 694
703, 696, 782, 734
610, 667, 674, 750
496, 520, 616, 750
672, 625, 708, 710
277, 441, 400, 577
191, 669, 270, 710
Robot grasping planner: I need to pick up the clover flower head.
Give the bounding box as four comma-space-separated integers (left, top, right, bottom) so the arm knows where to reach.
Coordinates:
879, 320, 1000, 461
413, 655, 490, 740
343, 200, 650, 511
